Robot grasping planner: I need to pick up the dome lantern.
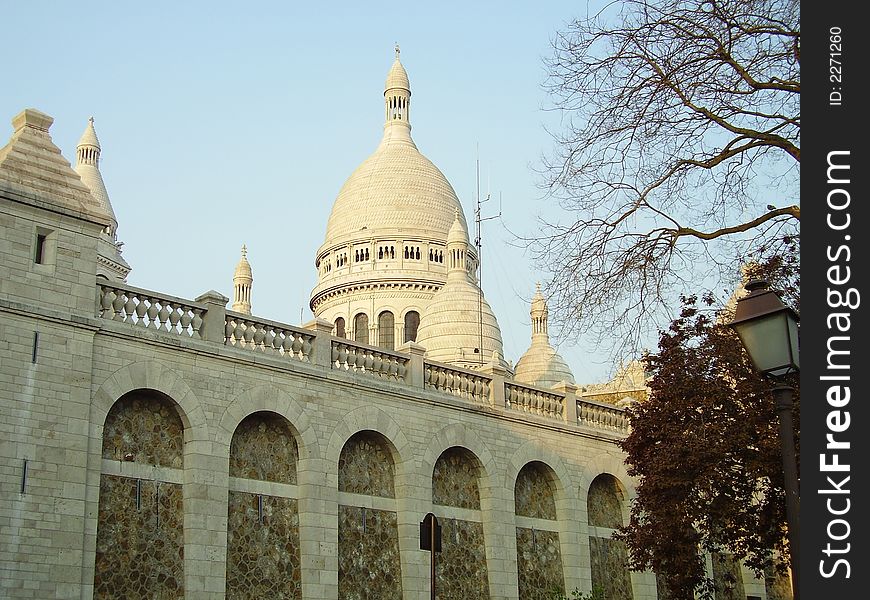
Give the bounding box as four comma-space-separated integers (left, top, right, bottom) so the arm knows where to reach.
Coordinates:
232, 244, 253, 315
384, 44, 411, 127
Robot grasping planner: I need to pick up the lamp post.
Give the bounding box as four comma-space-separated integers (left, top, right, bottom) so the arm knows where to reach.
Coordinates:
728, 279, 800, 600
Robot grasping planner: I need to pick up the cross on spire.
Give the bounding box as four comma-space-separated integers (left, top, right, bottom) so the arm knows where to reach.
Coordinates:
395, 43, 400, 59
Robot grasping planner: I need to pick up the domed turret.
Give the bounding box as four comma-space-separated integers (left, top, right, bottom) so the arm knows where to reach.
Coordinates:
415, 213, 509, 370
514, 284, 575, 388
74, 117, 131, 281
384, 44, 410, 96
232, 245, 253, 315
310, 48, 475, 348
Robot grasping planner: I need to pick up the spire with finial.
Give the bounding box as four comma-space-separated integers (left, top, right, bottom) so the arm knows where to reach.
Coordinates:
75, 117, 116, 232
446, 210, 470, 281
232, 244, 253, 315
384, 45, 411, 127
530, 282, 549, 339
72, 115, 132, 280
77, 116, 101, 167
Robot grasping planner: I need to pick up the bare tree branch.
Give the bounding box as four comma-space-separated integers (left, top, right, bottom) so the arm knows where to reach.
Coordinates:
530, 0, 800, 359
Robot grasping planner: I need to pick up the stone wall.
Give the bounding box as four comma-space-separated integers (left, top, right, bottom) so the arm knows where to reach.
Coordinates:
101, 390, 184, 468
94, 391, 186, 599
225, 411, 301, 598
587, 474, 624, 529
338, 431, 395, 497
764, 565, 793, 600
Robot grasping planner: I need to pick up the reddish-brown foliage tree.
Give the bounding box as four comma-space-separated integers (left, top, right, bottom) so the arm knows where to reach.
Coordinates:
615, 272, 798, 598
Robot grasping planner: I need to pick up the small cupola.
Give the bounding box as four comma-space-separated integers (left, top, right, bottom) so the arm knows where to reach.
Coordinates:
232, 244, 253, 315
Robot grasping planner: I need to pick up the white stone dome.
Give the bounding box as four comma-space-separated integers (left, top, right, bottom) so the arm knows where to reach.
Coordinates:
514, 344, 575, 388
322, 135, 467, 246
416, 278, 507, 369
416, 215, 508, 370
513, 285, 575, 388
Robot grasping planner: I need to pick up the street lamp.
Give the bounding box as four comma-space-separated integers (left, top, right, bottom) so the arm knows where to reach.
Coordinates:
729, 279, 800, 600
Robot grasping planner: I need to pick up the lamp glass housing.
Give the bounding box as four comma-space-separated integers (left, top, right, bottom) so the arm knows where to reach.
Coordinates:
733, 310, 799, 377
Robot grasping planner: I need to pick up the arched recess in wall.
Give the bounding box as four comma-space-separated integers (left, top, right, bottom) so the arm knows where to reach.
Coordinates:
226, 411, 301, 599
403, 310, 420, 343
94, 390, 186, 599
514, 461, 565, 598
587, 473, 634, 600
337, 430, 403, 599
353, 313, 369, 345
431, 446, 490, 599
335, 316, 346, 338
378, 310, 395, 350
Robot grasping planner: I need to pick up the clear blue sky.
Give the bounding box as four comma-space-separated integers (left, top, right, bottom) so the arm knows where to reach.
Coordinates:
4, 1, 633, 384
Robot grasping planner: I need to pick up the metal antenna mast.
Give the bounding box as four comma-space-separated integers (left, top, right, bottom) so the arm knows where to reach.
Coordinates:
474, 151, 501, 364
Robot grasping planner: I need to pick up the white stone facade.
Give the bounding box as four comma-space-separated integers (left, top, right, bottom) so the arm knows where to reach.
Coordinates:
0, 54, 776, 600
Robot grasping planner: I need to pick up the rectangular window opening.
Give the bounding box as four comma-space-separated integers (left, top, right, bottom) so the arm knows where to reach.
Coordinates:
35, 233, 47, 264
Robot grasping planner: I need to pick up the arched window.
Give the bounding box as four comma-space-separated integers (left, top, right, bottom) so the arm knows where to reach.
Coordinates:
587, 474, 634, 600
226, 412, 300, 598
335, 317, 346, 338
514, 461, 564, 598
94, 391, 185, 599
338, 431, 402, 598
404, 311, 420, 343
354, 313, 369, 345
431, 447, 489, 598
378, 311, 395, 350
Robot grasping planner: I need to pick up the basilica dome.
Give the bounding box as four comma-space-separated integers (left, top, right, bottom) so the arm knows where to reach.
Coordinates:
310, 48, 475, 330
322, 131, 467, 246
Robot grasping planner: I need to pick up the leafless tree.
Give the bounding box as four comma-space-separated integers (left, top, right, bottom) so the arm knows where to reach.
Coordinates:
533, 0, 799, 355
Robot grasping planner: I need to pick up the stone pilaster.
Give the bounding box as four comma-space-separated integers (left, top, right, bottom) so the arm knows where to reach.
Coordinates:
304, 318, 335, 369
195, 291, 229, 343
397, 341, 426, 388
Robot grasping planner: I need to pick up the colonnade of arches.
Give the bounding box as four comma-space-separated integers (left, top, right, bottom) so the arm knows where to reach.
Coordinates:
334, 309, 420, 350
92, 387, 637, 600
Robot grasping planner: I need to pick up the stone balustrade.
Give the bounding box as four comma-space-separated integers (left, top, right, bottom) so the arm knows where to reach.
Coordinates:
331, 339, 409, 381
423, 360, 491, 405
504, 382, 565, 420
225, 311, 314, 362
576, 398, 630, 433
97, 281, 205, 338
94, 282, 630, 436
